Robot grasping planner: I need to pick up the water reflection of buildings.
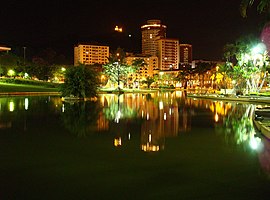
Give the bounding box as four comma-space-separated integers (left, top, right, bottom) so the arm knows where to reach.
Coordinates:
98, 92, 237, 152
98, 92, 187, 151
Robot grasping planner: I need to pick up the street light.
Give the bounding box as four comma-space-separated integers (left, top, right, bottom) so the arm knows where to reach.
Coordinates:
251, 43, 267, 67
116, 53, 120, 91
23, 47, 26, 65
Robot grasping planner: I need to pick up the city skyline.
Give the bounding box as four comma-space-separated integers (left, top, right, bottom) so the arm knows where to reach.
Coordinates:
0, 0, 266, 61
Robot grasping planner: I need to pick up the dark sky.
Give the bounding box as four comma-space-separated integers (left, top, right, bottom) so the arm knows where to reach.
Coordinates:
0, 0, 267, 62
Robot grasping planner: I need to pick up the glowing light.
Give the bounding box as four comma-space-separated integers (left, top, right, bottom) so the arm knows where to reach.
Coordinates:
115, 110, 121, 123
9, 101, 14, 112
252, 43, 266, 55
141, 24, 167, 29
7, 69, 15, 77
62, 104, 65, 112
61, 67, 66, 72
24, 98, 29, 110
114, 26, 123, 32
149, 134, 152, 142
249, 137, 262, 150
214, 113, 219, 122
128, 133, 131, 140
164, 113, 167, 120
159, 101, 164, 110
141, 144, 160, 152
114, 137, 122, 147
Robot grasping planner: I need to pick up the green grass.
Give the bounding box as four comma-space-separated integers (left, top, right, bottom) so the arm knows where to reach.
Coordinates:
0, 82, 60, 93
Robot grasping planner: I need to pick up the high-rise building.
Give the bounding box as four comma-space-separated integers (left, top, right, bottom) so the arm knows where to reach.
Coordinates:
158, 38, 179, 70
141, 19, 167, 56
179, 44, 192, 64
74, 43, 109, 66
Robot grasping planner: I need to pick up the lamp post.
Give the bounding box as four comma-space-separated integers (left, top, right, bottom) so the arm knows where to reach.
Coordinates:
116, 53, 120, 91
23, 47, 26, 65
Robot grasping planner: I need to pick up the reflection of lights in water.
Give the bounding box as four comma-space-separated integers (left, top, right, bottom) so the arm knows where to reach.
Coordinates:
175, 91, 182, 97
114, 137, 122, 147
164, 113, 167, 120
9, 101, 14, 112
249, 136, 262, 150
62, 104, 65, 112
149, 134, 152, 142
141, 143, 160, 152
214, 113, 219, 122
146, 113, 149, 120
159, 101, 163, 110
24, 98, 29, 110
128, 133, 131, 140
169, 108, 172, 115
115, 110, 121, 123
141, 110, 144, 118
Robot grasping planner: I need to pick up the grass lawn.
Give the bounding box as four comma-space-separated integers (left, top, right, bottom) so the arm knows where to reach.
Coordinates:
0, 82, 60, 93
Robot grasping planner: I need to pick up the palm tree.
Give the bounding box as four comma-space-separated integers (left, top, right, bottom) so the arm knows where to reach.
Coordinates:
240, 0, 270, 17
142, 76, 155, 88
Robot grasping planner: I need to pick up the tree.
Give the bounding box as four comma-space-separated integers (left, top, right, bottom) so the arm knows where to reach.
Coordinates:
0, 53, 22, 76
142, 76, 155, 88
60, 65, 98, 98
176, 64, 196, 89
103, 48, 136, 90
193, 61, 215, 88
130, 58, 145, 88
223, 36, 269, 93
240, 0, 270, 17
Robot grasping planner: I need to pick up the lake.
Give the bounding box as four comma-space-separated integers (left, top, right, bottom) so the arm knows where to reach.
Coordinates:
1, 91, 270, 199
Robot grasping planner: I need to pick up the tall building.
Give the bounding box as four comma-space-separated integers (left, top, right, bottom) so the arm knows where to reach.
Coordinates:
74, 43, 109, 66
141, 19, 167, 56
158, 38, 179, 70
179, 44, 192, 65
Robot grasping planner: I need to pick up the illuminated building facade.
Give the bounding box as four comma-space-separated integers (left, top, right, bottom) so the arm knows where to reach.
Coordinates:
179, 44, 192, 64
74, 43, 109, 66
141, 19, 167, 56
158, 38, 179, 70
126, 54, 159, 81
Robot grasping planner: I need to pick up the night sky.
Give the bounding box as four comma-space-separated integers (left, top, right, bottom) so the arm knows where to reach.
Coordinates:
0, 0, 267, 62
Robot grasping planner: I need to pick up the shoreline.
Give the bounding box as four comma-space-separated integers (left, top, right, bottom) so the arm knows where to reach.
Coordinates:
187, 94, 270, 104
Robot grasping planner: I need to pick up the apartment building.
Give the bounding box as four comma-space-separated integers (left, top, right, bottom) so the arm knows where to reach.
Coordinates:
126, 54, 159, 79
158, 38, 179, 70
74, 43, 109, 66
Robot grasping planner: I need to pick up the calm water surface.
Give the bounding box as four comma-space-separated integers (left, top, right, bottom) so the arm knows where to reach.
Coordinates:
1, 91, 270, 199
